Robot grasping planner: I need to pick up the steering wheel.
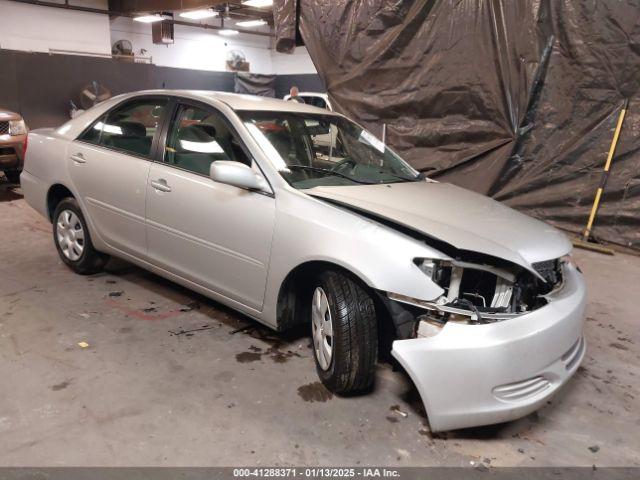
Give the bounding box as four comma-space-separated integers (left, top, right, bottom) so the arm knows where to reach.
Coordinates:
331, 157, 357, 172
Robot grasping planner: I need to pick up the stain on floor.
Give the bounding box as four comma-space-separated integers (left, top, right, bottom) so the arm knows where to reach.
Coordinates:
50, 380, 72, 391
236, 352, 262, 363
297, 382, 333, 402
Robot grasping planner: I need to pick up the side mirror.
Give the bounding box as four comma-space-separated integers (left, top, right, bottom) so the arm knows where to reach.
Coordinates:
210, 161, 270, 192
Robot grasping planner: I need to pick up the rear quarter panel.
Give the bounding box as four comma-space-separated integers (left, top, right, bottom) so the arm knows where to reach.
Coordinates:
22, 129, 74, 219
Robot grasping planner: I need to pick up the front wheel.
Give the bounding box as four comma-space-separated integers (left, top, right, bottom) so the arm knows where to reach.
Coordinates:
311, 270, 378, 394
53, 198, 107, 275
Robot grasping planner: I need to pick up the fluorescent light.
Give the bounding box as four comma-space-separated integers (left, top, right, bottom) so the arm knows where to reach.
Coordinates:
133, 14, 165, 23
179, 9, 218, 20
242, 0, 273, 8
219, 29, 239, 36
235, 19, 267, 28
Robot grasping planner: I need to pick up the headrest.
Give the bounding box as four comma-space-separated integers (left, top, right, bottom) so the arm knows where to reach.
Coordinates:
177, 124, 215, 142
117, 121, 146, 138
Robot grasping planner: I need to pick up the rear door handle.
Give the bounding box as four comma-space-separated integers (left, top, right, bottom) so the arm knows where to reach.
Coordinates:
150, 179, 172, 193
70, 153, 86, 164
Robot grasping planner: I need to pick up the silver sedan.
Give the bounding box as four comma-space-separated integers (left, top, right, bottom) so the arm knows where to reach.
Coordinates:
21, 90, 586, 431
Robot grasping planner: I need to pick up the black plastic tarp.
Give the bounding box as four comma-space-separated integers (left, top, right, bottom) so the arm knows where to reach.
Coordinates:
275, 0, 640, 250
234, 72, 276, 97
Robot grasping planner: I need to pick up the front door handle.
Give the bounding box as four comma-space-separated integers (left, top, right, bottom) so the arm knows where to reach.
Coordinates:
70, 153, 86, 164
150, 179, 172, 193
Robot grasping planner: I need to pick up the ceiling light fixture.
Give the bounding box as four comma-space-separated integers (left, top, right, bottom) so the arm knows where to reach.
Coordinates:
179, 9, 218, 20
242, 0, 273, 8
235, 19, 267, 28
133, 13, 165, 23
219, 29, 240, 36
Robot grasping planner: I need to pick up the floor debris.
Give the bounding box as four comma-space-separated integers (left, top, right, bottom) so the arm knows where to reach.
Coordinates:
168, 324, 216, 336
229, 324, 254, 335
180, 301, 201, 312
77, 341, 90, 348
390, 405, 409, 417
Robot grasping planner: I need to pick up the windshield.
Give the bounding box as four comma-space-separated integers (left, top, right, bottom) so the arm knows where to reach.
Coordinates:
238, 111, 420, 189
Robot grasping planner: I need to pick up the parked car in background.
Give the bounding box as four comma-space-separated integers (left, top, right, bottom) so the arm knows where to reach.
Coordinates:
21, 90, 586, 432
0, 108, 28, 183
284, 92, 336, 150
284, 92, 332, 111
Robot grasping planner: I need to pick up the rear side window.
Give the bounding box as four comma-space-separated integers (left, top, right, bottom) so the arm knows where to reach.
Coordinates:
86, 98, 167, 158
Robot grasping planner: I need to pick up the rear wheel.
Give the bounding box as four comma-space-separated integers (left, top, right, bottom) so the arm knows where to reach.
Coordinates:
311, 270, 378, 394
3, 171, 20, 184
53, 198, 107, 274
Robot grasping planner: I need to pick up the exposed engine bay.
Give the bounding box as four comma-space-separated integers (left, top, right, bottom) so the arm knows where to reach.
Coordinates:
387, 255, 567, 338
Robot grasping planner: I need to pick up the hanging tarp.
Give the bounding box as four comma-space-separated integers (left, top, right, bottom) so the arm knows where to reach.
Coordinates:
276, 0, 640, 250
234, 72, 277, 97
273, 0, 297, 53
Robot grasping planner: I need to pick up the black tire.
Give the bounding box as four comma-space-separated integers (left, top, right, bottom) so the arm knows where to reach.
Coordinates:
311, 270, 378, 394
52, 197, 107, 275
4, 171, 20, 184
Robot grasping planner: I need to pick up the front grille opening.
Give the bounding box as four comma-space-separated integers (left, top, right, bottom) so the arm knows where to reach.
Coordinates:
0, 147, 16, 156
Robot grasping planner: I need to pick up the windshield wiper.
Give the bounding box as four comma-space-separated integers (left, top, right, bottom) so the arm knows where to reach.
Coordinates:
285, 165, 374, 184
378, 170, 421, 183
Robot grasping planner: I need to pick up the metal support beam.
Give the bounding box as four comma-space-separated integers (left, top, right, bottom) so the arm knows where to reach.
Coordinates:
7, 0, 274, 36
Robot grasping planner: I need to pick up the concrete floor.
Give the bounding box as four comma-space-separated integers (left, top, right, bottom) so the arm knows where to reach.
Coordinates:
0, 178, 639, 467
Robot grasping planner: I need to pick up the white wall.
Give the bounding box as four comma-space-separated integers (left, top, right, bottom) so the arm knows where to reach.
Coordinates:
110, 17, 318, 75
110, 17, 275, 74
0, 0, 111, 54
271, 46, 317, 75
0, 0, 318, 75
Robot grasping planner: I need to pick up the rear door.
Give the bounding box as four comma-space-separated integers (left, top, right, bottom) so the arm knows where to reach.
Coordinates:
145, 99, 276, 310
69, 97, 169, 256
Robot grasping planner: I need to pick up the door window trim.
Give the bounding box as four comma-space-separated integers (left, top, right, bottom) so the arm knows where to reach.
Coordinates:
75, 95, 171, 161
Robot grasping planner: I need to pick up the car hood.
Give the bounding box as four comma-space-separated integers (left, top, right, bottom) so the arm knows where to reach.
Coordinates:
308, 181, 572, 270
0, 110, 22, 121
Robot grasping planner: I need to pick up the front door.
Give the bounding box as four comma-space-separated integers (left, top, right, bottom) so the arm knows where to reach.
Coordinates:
68, 97, 168, 256
145, 101, 275, 311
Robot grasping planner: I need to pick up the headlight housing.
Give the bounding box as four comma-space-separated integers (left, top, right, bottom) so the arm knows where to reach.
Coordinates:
415, 258, 438, 278
560, 252, 580, 272
414, 258, 449, 287
9, 119, 27, 136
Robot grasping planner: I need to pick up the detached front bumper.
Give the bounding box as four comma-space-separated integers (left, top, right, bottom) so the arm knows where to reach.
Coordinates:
391, 264, 586, 432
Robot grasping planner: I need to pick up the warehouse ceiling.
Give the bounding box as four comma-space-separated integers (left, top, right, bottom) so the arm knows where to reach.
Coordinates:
108, 0, 274, 24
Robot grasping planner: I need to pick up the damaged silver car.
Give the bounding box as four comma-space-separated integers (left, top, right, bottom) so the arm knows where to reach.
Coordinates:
21, 90, 586, 431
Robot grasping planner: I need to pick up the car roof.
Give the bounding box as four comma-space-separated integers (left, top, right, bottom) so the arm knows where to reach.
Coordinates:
297, 92, 329, 98
130, 90, 336, 115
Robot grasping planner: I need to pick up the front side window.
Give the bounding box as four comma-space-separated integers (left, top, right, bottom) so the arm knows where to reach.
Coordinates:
164, 104, 251, 176
91, 98, 167, 157
78, 114, 105, 145
238, 111, 419, 189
